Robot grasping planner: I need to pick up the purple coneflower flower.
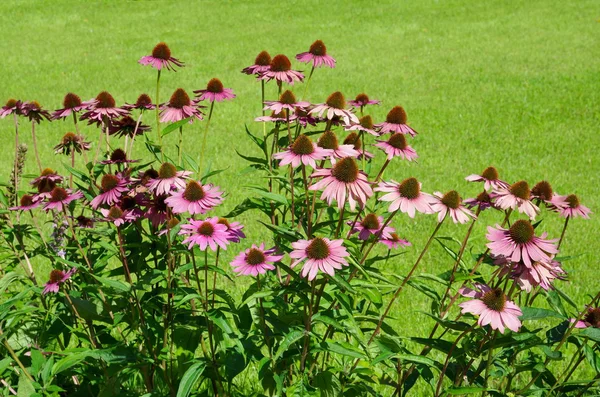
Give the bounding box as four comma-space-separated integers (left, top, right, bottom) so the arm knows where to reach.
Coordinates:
348, 213, 394, 241
31, 168, 64, 188
376, 106, 417, 136
10, 194, 42, 211
573, 308, 600, 329
80, 91, 129, 125
122, 93, 156, 111
109, 116, 151, 138
530, 180, 555, 205
465, 166, 509, 191
259, 54, 304, 85
254, 110, 291, 123
100, 148, 139, 165
52, 93, 93, 120
464, 191, 494, 211
145, 195, 169, 227
218, 218, 246, 243
431, 191, 476, 224
147, 162, 192, 195
345, 115, 379, 136
316, 130, 359, 160
310, 92, 359, 126
486, 219, 558, 267
53, 132, 91, 156
263, 90, 310, 115
309, 157, 373, 211
242, 50, 272, 75
273, 134, 330, 168
179, 217, 230, 251
164, 180, 223, 215
375, 133, 418, 161
375, 178, 436, 217
21, 101, 51, 123
380, 233, 412, 249
43, 187, 83, 212
290, 237, 349, 281
43, 268, 76, 295
493, 181, 539, 220
75, 215, 95, 228
296, 40, 336, 68
100, 206, 135, 227
194, 78, 236, 103
342, 133, 374, 160
230, 243, 283, 276
550, 194, 591, 219
295, 109, 318, 128
512, 258, 565, 292
90, 173, 129, 209
139, 42, 184, 71
348, 93, 380, 109
0, 99, 23, 118
458, 283, 522, 334
160, 88, 204, 123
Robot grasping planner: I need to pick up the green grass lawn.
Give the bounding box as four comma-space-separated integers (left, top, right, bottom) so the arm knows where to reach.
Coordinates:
1, 0, 599, 392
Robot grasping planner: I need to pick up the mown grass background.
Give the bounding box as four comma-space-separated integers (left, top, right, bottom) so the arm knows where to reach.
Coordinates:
1, 0, 599, 393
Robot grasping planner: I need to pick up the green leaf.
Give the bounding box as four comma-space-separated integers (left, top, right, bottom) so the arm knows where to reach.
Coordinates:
397, 354, 441, 370
445, 386, 488, 394
207, 309, 234, 335
176, 361, 207, 397
246, 187, 288, 204
52, 351, 92, 376
92, 275, 131, 293
581, 327, 600, 343
520, 307, 566, 321
274, 329, 304, 360
236, 150, 267, 165
240, 290, 273, 307
17, 373, 36, 397
161, 118, 191, 137
0, 272, 25, 293
325, 341, 364, 359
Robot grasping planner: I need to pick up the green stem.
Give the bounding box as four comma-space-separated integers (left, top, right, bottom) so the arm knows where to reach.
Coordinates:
31, 121, 42, 172
199, 101, 215, 172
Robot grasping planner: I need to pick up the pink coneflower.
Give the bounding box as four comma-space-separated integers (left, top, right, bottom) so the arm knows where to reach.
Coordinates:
53, 132, 91, 156
317, 130, 359, 160
80, 91, 129, 124
530, 180, 555, 205
90, 173, 129, 209
118, 195, 145, 220
458, 283, 522, 334
9, 194, 42, 211
375, 106, 417, 136
273, 134, 330, 168
160, 88, 204, 123
348, 93, 380, 109
100, 206, 135, 227
464, 191, 494, 211
493, 181, 539, 219
164, 180, 223, 215
101, 148, 139, 165
218, 218, 246, 243
147, 162, 192, 195
348, 213, 394, 241
259, 54, 304, 85
109, 116, 151, 138
75, 215, 95, 228
309, 157, 373, 211
294, 109, 318, 128
380, 233, 412, 249
296, 40, 336, 68
486, 219, 558, 267
123, 93, 156, 111
21, 101, 51, 123
194, 78, 236, 103
290, 237, 349, 280
375, 133, 418, 161
263, 90, 310, 115
375, 178, 436, 217
309, 92, 359, 126
158, 217, 181, 236
431, 191, 476, 224
31, 168, 64, 188
345, 115, 379, 136
242, 50, 272, 75
342, 132, 374, 160
254, 110, 291, 123
465, 166, 509, 191
52, 93, 93, 120
550, 194, 591, 219
43, 187, 83, 212
139, 42, 184, 71
512, 259, 565, 292
573, 308, 600, 329
179, 217, 230, 251
0, 99, 23, 118
145, 195, 169, 227
34, 178, 58, 201
42, 268, 76, 295
230, 243, 283, 276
